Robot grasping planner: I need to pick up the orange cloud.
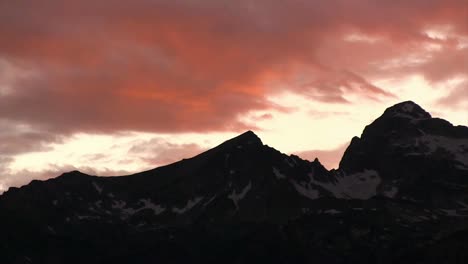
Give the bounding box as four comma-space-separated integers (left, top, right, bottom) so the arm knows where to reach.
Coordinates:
0, 0, 465, 137
1, 1, 466, 193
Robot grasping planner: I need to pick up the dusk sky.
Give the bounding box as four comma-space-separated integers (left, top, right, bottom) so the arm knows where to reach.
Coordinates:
0, 0, 467, 192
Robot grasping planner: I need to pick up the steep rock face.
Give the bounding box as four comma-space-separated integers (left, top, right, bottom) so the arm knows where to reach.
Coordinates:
1, 102, 468, 263
339, 101, 468, 208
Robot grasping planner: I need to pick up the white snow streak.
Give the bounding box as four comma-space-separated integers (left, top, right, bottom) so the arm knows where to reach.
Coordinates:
291, 180, 319, 199
92, 182, 103, 194
172, 197, 204, 214
311, 170, 381, 199
273, 167, 286, 179
324, 209, 341, 215
402, 135, 468, 168
112, 199, 166, 217
140, 199, 166, 215
228, 181, 252, 209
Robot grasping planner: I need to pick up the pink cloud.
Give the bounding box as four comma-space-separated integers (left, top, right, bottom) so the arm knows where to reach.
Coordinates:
7, 1, 465, 136
0, 1, 466, 190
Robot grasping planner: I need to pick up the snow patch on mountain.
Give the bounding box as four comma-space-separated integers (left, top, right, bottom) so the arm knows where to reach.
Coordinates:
291, 180, 319, 199
77, 215, 100, 220
401, 135, 468, 167
172, 197, 203, 214
112, 200, 128, 210
92, 182, 103, 194
440, 209, 464, 217
111, 199, 166, 217
228, 181, 252, 209
311, 170, 381, 199
284, 157, 296, 167
438, 200, 468, 217
47, 226, 56, 234
95, 200, 102, 208
139, 199, 166, 215
203, 195, 217, 207
273, 167, 286, 179
324, 209, 341, 215
112, 200, 137, 216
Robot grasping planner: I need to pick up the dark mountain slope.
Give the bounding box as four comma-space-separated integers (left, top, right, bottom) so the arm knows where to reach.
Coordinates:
1, 101, 467, 263
340, 101, 468, 209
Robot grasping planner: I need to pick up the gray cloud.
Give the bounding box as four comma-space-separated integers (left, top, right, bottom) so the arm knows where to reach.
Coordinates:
128, 137, 205, 166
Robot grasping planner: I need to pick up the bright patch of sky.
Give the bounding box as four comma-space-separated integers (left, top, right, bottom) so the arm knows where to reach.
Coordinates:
7, 75, 467, 179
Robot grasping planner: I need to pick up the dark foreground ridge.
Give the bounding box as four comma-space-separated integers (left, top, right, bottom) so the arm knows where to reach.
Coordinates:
1, 101, 468, 264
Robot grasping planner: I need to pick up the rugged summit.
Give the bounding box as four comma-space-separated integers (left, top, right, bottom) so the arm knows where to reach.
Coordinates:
1, 102, 468, 264
340, 101, 468, 205
381, 101, 432, 119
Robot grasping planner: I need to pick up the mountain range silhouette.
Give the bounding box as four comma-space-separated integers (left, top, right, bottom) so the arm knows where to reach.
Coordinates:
1, 101, 468, 264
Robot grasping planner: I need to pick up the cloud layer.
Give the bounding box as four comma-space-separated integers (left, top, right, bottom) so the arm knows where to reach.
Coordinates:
1, 0, 465, 136
0, 0, 466, 191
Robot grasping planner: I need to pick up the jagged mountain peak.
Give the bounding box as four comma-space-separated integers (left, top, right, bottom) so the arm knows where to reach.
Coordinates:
382, 101, 431, 120
357, 101, 433, 140
1, 102, 468, 263
232, 130, 262, 144
215, 130, 263, 150
340, 100, 468, 201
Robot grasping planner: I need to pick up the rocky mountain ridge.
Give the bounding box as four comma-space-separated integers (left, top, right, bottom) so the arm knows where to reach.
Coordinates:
1, 101, 468, 264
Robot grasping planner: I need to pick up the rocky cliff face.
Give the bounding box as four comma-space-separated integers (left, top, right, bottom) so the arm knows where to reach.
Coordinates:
340, 101, 468, 207
1, 101, 467, 264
